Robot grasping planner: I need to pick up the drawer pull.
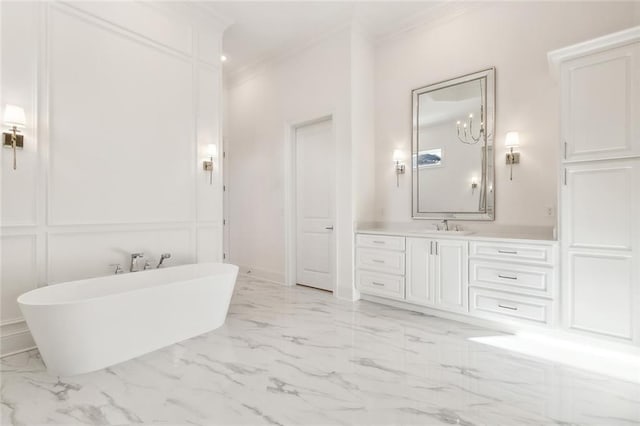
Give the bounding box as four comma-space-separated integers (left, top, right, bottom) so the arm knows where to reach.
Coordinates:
498, 250, 518, 254
498, 274, 518, 280
372, 259, 385, 263
372, 282, 385, 287
498, 304, 518, 311
372, 241, 386, 244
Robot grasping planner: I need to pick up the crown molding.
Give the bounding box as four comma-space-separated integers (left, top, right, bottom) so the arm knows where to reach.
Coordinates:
226, 18, 354, 88
374, 1, 484, 46
224, 1, 484, 88
150, 1, 234, 34
548, 25, 640, 78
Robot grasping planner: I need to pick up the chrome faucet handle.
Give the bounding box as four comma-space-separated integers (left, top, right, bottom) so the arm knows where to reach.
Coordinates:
433, 224, 440, 231
143, 259, 153, 270
157, 253, 172, 269
109, 264, 124, 275
454, 225, 461, 232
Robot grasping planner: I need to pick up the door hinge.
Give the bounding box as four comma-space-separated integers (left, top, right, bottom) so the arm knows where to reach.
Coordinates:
223, 151, 226, 159
223, 219, 226, 225
223, 185, 226, 192
223, 253, 226, 260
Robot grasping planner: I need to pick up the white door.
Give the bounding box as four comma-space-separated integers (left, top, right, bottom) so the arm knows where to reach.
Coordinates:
405, 237, 435, 306
433, 239, 468, 313
561, 42, 640, 162
295, 118, 334, 291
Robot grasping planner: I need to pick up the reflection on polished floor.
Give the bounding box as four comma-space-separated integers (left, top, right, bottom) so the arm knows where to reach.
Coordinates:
2, 276, 640, 425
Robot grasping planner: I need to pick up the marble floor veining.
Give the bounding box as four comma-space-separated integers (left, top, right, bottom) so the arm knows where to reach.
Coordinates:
2, 276, 640, 425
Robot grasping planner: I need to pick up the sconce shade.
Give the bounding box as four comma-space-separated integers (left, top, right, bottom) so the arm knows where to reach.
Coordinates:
505, 131, 520, 148
4, 105, 26, 128
207, 144, 218, 157
393, 149, 404, 162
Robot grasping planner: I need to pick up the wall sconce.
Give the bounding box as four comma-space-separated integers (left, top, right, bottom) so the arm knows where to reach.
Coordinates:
203, 144, 217, 185
3, 104, 26, 170
393, 149, 405, 187
505, 131, 520, 181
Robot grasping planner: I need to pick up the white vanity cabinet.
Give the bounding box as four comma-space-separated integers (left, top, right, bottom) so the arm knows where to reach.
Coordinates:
356, 231, 558, 329
468, 241, 557, 326
550, 26, 640, 346
355, 234, 406, 300
405, 238, 468, 314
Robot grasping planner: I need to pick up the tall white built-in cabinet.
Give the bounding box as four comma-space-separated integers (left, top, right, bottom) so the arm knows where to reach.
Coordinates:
549, 26, 640, 346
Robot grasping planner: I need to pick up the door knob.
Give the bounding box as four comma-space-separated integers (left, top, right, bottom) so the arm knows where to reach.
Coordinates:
325, 226, 334, 230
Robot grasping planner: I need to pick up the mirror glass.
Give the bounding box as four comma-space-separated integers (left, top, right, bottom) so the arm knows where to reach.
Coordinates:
412, 68, 495, 220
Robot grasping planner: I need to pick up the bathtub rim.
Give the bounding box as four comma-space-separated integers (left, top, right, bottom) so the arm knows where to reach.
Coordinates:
18, 263, 239, 307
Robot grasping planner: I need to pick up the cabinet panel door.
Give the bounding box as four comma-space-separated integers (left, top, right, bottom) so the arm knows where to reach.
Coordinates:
405, 237, 434, 306
567, 252, 634, 341
561, 43, 640, 161
434, 239, 468, 313
562, 160, 637, 250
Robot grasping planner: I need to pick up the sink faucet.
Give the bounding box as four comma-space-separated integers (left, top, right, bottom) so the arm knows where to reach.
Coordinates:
130, 253, 144, 272
442, 220, 449, 231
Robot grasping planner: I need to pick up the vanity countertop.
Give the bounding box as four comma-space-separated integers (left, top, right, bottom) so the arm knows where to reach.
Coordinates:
356, 227, 557, 245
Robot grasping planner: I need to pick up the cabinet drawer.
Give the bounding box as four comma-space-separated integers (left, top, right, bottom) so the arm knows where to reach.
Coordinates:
356, 234, 405, 251
470, 241, 553, 264
356, 248, 405, 275
357, 270, 404, 300
469, 260, 553, 297
469, 288, 552, 325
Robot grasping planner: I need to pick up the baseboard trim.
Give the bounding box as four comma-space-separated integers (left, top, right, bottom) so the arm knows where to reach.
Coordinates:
237, 265, 285, 285
1, 320, 36, 358
360, 294, 523, 334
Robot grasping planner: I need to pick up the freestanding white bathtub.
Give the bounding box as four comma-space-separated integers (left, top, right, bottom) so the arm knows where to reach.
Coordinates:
18, 263, 238, 376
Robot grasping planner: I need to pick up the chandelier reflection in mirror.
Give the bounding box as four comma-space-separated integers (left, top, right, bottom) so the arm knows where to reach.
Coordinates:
455, 80, 488, 145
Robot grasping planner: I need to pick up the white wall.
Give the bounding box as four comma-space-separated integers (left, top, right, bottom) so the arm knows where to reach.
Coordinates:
374, 1, 639, 228
226, 25, 374, 300
0, 1, 228, 356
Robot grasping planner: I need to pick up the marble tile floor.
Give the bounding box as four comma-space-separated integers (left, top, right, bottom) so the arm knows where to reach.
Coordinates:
2, 275, 640, 426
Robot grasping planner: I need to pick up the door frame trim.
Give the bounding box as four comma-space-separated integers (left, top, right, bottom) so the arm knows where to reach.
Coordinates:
284, 113, 335, 292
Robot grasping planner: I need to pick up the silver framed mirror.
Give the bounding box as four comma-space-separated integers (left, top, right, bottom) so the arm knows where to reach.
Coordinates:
412, 68, 495, 220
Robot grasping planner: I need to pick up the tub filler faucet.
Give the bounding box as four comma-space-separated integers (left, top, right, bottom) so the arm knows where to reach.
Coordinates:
157, 253, 171, 268
130, 253, 144, 272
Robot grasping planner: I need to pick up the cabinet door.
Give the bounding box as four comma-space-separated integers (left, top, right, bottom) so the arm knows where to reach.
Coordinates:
561, 43, 640, 162
561, 159, 639, 342
566, 252, 634, 341
562, 160, 638, 251
434, 239, 468, 313
405, 237, 434, 306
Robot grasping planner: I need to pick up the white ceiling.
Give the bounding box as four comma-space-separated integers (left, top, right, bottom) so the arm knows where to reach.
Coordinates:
205, 1, 446, 78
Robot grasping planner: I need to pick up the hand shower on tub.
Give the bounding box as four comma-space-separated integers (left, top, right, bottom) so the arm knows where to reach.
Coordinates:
157, 253, 171, 268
